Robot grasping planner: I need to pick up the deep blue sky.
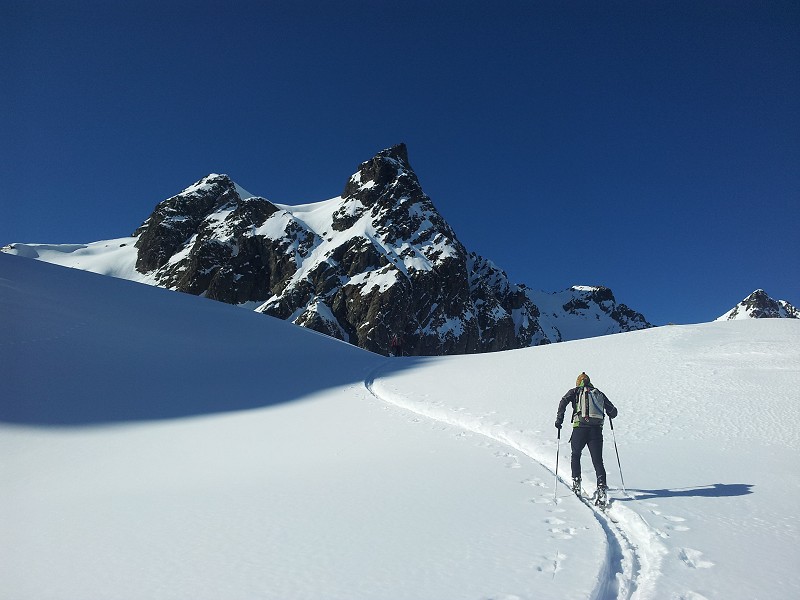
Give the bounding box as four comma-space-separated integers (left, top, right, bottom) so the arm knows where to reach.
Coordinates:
4, 0, 798, 325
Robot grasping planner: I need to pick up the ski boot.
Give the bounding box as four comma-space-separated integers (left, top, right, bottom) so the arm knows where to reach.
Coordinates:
571, 477, 582, 497
594, 483, 608, 509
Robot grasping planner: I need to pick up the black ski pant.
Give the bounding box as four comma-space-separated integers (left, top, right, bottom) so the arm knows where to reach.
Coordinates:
570, 426, 607, 487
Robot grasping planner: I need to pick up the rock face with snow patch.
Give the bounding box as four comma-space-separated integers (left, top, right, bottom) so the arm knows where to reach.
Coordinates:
4, 144, 653, 356
134, 175, 306, 305
129, 145, 558, 355
717, 290, 799, 321
528, 285, 652, 342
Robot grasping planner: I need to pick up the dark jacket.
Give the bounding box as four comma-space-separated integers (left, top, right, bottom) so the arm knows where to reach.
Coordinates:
555, 385, 617, 428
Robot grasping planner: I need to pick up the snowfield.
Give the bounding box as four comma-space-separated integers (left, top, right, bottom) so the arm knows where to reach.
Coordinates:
1, 252, 798, 600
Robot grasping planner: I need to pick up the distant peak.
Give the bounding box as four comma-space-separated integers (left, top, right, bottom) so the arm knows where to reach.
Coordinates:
717, 289, 799, 320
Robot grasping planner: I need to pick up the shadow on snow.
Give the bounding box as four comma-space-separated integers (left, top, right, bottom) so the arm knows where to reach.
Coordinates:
0, 253, 421, 426
622, 484, 754, 500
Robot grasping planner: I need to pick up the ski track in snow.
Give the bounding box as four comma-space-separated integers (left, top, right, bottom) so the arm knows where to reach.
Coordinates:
365, 363, 669, 600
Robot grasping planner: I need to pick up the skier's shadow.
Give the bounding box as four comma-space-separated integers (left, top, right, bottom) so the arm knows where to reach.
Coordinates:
620, 483, 753, 500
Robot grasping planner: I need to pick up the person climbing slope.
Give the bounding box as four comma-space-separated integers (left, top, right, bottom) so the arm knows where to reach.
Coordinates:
555, 372, 618, 507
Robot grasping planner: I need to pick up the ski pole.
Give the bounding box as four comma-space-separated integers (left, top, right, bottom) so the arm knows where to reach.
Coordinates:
609, 418, 626, 493
554, 427, 561, 501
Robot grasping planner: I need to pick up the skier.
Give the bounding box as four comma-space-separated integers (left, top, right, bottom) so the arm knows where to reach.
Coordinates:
554, 372, 618, 507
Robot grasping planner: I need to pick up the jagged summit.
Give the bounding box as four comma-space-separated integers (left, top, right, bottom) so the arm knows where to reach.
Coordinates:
2, 144, 653, 356
717, 289, 799, 321
377, 142, 410, 166
342, 143, 415, 199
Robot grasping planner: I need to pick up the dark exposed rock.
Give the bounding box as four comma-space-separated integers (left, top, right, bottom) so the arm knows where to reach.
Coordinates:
124, 146, 653, 356
134, 176, 315, 307
134, 175, 239, 272
468, 254, 547, 350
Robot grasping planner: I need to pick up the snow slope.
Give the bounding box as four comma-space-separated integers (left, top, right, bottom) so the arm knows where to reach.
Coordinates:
2, 253, 799, 599
3, 237, 149, 282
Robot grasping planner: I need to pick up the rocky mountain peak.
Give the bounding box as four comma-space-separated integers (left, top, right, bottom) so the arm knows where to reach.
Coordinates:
6, 144, 656, 356
717, 289, 799, 320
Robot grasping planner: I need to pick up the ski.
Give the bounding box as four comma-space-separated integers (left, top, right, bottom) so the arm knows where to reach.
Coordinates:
576, 487, 618, 523
567, 479, 618, 523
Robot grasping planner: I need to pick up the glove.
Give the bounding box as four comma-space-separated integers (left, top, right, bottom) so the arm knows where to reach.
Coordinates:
555, 420, 562, 430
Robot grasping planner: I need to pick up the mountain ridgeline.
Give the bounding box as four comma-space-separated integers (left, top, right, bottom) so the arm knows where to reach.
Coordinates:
127, 144, 651, 356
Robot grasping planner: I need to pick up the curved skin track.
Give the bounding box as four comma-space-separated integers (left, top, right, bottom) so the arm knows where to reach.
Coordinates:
365, 364, 666, 600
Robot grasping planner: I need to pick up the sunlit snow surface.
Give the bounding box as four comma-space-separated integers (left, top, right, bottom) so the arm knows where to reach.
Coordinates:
1, 253, 798, 600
